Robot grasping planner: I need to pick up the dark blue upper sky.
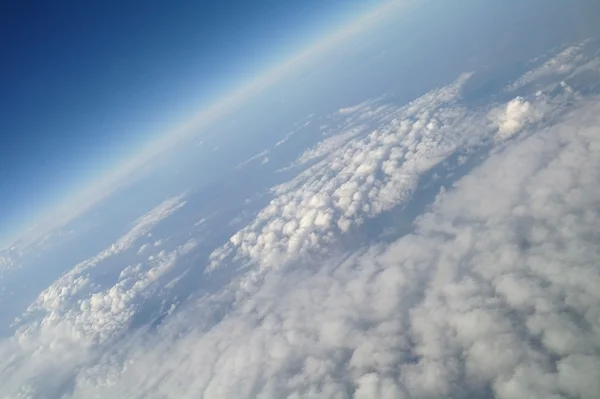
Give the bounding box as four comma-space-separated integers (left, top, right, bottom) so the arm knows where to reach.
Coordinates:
0, 0, 382, 244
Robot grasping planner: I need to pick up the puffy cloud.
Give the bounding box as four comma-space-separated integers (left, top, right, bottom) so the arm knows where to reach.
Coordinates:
209, 73, 483, 270
489, 96, 543, 140
212, 43, 600, 274
0, 238, 198, 397
19, 195, 186, 321
0, 196, 194, 397
68, 89, 600, 399
279, 100, 395, 169
208, 70, 582, 272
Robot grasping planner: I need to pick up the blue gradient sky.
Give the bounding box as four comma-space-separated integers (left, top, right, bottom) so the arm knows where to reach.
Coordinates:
0, 0, 383, 244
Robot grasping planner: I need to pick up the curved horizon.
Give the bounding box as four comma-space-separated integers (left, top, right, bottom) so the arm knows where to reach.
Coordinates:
0, 0, 395, 249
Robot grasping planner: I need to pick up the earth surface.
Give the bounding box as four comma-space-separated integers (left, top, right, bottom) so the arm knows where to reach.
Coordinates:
2, 1, 600, 398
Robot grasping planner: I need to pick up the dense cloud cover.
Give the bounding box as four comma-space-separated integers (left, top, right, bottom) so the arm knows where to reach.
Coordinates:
77, 86, 600, 399
1, 42, 600, 398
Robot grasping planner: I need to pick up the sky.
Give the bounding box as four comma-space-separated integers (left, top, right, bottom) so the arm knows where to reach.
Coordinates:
2, 2, 600, 397
3, 29, 600, 397
0, 0, 383, 245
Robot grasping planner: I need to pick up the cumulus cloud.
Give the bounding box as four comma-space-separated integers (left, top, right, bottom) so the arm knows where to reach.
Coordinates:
67, 88, 600, 399
0, 236, 198, 397
18, 195, 187, 323
209, 73, 486, 270
23, 194, 187, 332
208, 70, 583, 272
211, 42, 600, 274
489, 96, 543, 140
277, 100, 396, 170
0, 195, 193, 397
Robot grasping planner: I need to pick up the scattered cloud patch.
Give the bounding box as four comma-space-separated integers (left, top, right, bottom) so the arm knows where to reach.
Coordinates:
16, 195, 187, 324
506, 40, 596, 92
108, 195, 186, 255
0, 254, 17, 277
235, 149, 271, 170
0, 238, 198, 397
137, 244, 150, 255
17, 194, 188, 339
295, 126, 366, 165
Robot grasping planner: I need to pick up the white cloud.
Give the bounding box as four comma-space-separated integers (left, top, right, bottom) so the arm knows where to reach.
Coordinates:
212, 46, 600, 273
273, 114, 315, 149
489, 96, 543, 140
295, 126, 368, 165
19, 195, 186, 321
0, 254, 17, 278
137, 243, 150, 255
338, 101, 373, 115
3, 48, 600, 399
0, 195, 192, 397
108, 195, 186, 255
209, 73, 483, 270
506, 40, 593, 92
281, 102, 397, 171
236, 149, 271, 170
208, 71, 581, 272
0, 238, 198, 397
68, 90, 600, 399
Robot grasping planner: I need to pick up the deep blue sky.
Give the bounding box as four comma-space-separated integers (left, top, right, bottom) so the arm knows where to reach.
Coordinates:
0, 0, 382, 244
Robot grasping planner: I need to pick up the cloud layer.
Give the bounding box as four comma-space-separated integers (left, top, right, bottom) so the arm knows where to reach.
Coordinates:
70, 85, 600, 399
1, 40, 600, 399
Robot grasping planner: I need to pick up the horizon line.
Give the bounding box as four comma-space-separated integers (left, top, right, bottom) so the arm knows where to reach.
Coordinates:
1, 0, 406, 251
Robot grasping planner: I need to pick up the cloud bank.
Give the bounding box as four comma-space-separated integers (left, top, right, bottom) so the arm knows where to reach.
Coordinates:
71, 85, 600, 399
1, 41, 600, 399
